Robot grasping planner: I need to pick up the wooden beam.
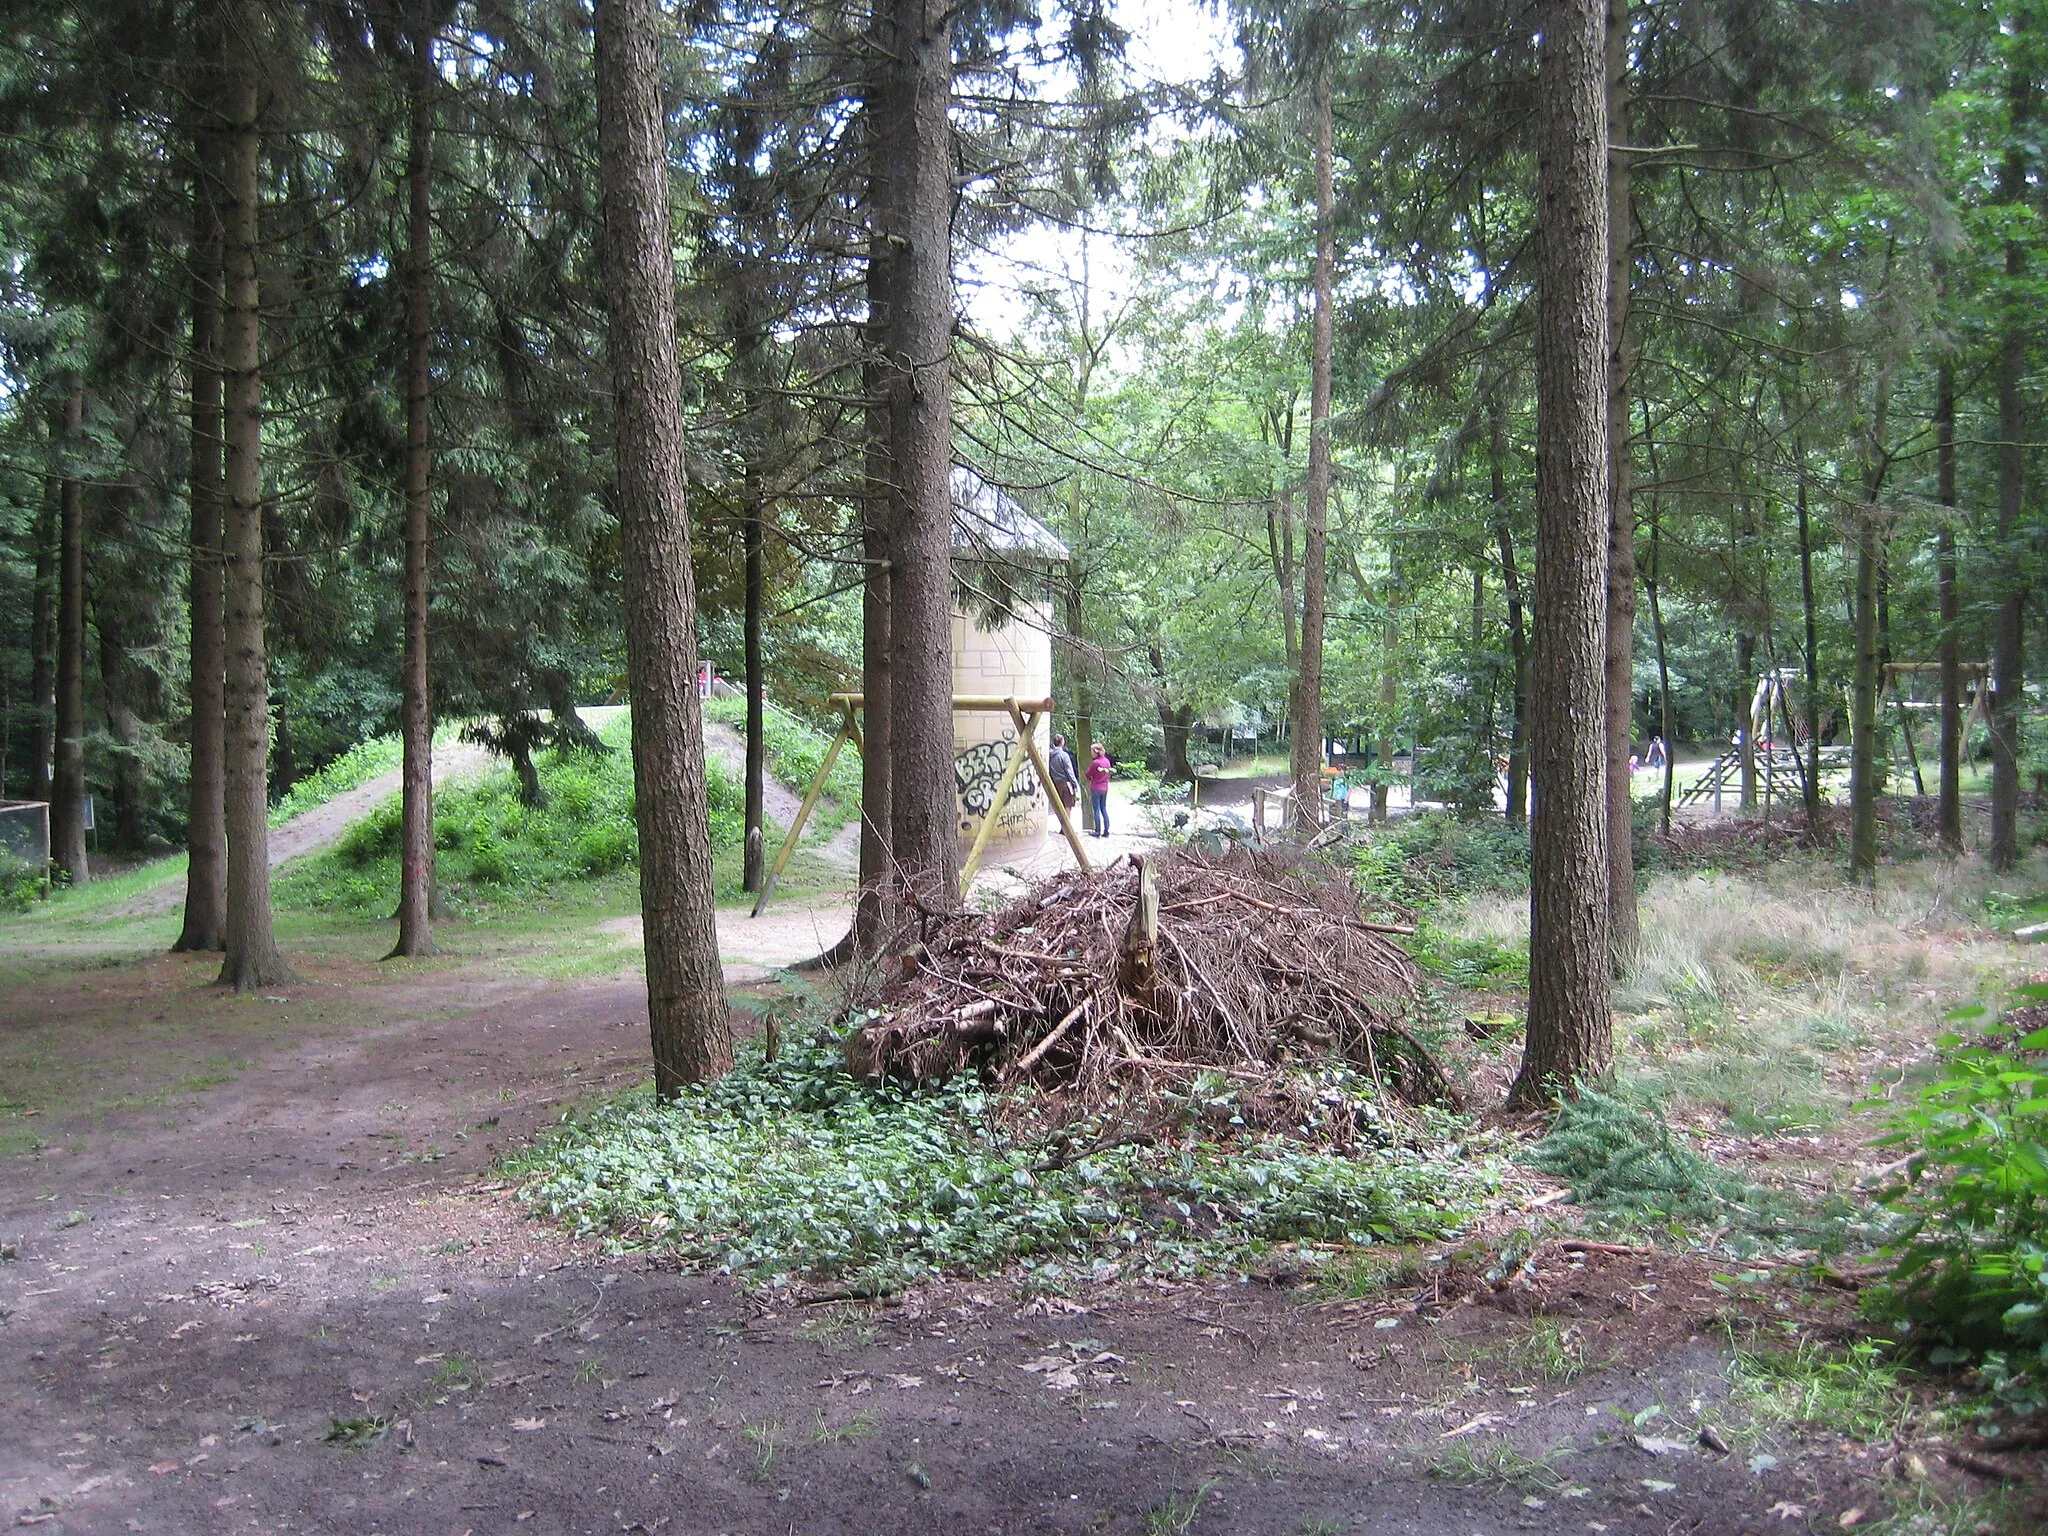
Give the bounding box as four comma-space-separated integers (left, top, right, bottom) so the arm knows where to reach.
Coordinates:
1010, 697, 1091, 875
958, 700, 1036, 894
750, 714, 854, 918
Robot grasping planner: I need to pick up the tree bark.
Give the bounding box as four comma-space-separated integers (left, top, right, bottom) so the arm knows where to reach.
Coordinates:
1497, 535, 1528, 828
27, 475, 56, 808
1602, 0, 1637, 972
390, 22, 438, 960
1158, 700, 1195, 785
742, 481, 767, 892
1936, 362, 1963, 853
1992, 60, 2031, 871
1291, 71, 1334, 827
215, 24, 292, 990
853, 96, 895, 941
1374, 560, 1395, 823
177, 120, 227, 951
594, 0, 730, 1090
1510, 0, 1611, 1109
876, 0, 958, 903
51, 378, 89, 885
1848, 377, 1891, 886
1492, 396, 1528, 827
1064, 556, 1095, 831
1736, 627, 1757, 806
1849, 505, 1883, 883
1794, 435, 1822, 837
1648, 489, 1675, 836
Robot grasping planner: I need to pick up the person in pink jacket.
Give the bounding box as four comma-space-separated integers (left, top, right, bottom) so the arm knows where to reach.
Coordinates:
1086, 743, 1112, 837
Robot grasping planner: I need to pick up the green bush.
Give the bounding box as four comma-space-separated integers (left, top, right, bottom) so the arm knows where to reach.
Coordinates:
0, 854, 45, 912
1871, 1000, 2048, 1365
336, 799, 402, 866
509, 1032, 1501, 1290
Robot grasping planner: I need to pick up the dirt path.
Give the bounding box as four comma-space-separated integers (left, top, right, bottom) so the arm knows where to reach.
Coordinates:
0, 936, 1973, 1535
700, 719, 860, 874
109, 744, 493, 919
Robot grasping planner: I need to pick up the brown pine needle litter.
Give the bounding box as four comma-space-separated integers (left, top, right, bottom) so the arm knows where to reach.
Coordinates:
845, 844, 1458, 1118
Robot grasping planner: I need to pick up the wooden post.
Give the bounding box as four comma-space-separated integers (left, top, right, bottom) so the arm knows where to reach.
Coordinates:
1009, 697, 1092, 875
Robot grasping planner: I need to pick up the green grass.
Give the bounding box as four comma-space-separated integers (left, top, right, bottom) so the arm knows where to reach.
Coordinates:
1728, 1336, 1916, 1442
275, 712, 743, 918
702, 695, 861, 834
508, 1032, 1503, 1291
1428, 1438, 1577, 1495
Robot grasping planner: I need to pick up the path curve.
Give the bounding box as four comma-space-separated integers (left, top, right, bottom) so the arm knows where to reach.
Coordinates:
108, 743, 492, 917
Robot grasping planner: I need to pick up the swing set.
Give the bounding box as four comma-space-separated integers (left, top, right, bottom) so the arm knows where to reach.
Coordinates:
749, 693, 1094, 917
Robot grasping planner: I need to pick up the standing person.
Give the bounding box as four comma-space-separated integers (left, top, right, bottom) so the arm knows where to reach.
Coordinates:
1086, 741, 1112, 837
1047, 732, 1080, 816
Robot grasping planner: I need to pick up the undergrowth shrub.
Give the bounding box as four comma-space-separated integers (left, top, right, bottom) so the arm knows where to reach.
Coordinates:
1351, 813, 1529, 913
1871, 999, 2048, 1387
1529, 1082, 1867, 1255
0, 853, 44, 912
1529, 1083, 1731, 1218
508, 1031, 1502, 1291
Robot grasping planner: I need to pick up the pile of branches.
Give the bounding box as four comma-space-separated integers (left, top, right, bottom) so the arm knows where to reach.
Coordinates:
845, 844, 1457, 1112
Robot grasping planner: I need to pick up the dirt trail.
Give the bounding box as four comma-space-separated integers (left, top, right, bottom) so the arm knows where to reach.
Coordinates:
109, 744, 493, 918
701, 718, 860, 873
0, 939, 1962, 1535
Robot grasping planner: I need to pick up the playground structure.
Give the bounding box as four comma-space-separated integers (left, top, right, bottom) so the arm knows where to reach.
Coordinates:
1678, 662, 1990, 813
750, 693, 1092, 916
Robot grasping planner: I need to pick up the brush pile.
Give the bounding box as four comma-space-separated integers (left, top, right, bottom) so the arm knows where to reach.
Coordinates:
845, 843, 1457, 1111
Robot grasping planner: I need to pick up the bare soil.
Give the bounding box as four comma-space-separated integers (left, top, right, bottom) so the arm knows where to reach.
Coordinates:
1, 937, 2039, 1534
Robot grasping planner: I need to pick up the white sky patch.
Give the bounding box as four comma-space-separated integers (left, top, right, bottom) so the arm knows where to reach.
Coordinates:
959, 0, 1236, 341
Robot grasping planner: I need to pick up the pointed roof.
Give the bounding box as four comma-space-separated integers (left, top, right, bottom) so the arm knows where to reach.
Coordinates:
950, 466, 1068, 564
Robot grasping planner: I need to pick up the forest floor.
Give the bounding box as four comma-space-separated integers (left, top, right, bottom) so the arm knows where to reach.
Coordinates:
2, 837, 2045, 1533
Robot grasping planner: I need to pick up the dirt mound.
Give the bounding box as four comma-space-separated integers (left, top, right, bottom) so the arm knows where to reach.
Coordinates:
846, 843, 1455, 1111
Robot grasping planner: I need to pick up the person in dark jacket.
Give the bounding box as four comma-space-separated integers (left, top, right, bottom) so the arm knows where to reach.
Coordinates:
1047, 733, 1080, 814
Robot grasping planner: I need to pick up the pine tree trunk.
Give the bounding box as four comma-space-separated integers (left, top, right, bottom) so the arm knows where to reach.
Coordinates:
1065, 558, 1094, 832
1374, 564, 1395, 823
51, 377, 89, 885
1290, 72, 1334, 827
1936, 363, 1963, 854
853, 103, 895, 941
742, 477, 766, 893
1992, 55, 2032, 872
177, 122, 227, 951
1493, 398, 1528, 827
593, 0, 730, 1091
1602, 0, 1637, 971
876, 0, 958, 903
27, 478, 56, 807
391, 25, 438, 960
1510, 0, 1611, 1109
1794, 438, 1822, 838
1648, 495, 1675, 836
1736, 629, 1757, 806
215, 28, 292, 991
1849, 507, 1882, 883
